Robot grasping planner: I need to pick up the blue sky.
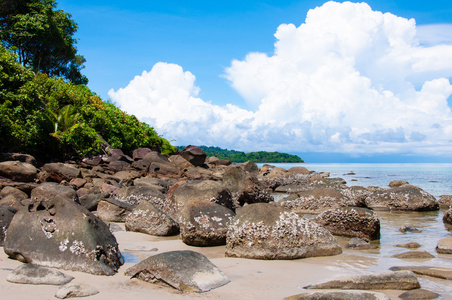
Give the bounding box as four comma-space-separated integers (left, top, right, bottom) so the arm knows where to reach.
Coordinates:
57, 1, 452, 162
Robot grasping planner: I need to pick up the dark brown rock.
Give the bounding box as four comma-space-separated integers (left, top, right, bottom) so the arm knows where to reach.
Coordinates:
0, 205, 17, 246
132, 148, 152, 160
180, 200, 235, 246
0, 161, 37, 182
41, 163, 81, 183
179, 145, 206, 167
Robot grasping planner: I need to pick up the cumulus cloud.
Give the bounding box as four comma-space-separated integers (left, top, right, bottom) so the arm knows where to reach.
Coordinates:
109, 1, 452, 155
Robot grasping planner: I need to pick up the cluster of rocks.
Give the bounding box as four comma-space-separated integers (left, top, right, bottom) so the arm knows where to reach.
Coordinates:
0, 146, 451, 297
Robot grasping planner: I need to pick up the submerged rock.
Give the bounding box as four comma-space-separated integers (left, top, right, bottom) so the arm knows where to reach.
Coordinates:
392, 250, 435, 259
125, 250, 230, 292
225, 203, 342, 259
304, 270, 420, 290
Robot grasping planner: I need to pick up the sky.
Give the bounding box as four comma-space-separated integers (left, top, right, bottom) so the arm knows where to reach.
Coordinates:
57, 1, 452, 162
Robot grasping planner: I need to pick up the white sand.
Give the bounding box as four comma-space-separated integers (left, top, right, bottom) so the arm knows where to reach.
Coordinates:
1, 224, 449, 300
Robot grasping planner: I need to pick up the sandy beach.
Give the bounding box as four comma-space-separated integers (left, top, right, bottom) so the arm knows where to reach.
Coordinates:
2, 220, 451, 300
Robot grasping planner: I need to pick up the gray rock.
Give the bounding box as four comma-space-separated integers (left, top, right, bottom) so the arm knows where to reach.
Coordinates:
30, 182, 77, 203
284, 290, 390, 300
55, 283, 99, 299
392, 250, 435, 259
41, 163, 81, 183
125, 200, 179, 236
390, 266, 452, 280
304, 270, 420, 290
315, 207, 380, 240
180, 200, 235, 246
0, 161, 37, 182
0, 205, 17, 246
125, 250, 230, 292
398, 289, 440, 300
4, 197, 123, 275
436, 237, 452, 254
7, 264, 74, 285
226, 203, 342, 259
364, 185, 439, 211
279, 186, 348, 213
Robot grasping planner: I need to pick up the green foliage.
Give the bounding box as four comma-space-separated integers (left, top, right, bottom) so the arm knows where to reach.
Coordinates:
0, 0, 87, 84
0, 44, 177, 160
178, 146, 304, 163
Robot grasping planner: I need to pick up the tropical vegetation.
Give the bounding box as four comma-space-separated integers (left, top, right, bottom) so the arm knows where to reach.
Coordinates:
178, 146, 304, 163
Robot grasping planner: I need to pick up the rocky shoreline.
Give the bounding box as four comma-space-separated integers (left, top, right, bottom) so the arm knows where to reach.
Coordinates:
1, 145, 452, 299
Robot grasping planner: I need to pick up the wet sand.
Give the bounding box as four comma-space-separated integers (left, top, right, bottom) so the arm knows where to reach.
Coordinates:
1, 218, 452, 300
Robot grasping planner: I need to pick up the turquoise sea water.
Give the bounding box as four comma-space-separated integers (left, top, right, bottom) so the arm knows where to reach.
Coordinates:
257, 163, 452, 198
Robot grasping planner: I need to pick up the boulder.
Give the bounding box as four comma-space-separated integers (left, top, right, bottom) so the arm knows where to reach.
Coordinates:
168, 154, 194, 169
168, 180, 233, 218
115, 185, 164, 206
222, 165, 273, 207
108, 160, 130, 172
179, 200, 235, 246
225, 203, 342, 259
443, 207, 452, 225
125, 200, 179, 236
436, 237, 452, 254
96, 199, 134, 222
438, 195, 452, 209
149, 162, 181, 176
78, 193, 108, 211
41, 163, 81, 183
364, 185, 439, 211
340, 186, 373, 207
304, 270, 420, 290
284, 290, 390, 300
315, 207, 380, 240
132, 147, 152, 160
0, 186, 28, 200
133, 177, 170, 193
279, 186, 348, 213
389, 180, 409, 187
287, 166, 311, 175
0, 161, 37, 182
396, 242, 421, 249
7, 264, 74, 285
0, 153, 37, 165
142, 151, 170, 164
30, 182, 77, 203
0, 194, 23, 210
390, 266, 452, 280
4, 197, 124, 275
125, 250, 230, 292
0, 205, 17, 246
179, 145, 206, 167
55, 283, 100, 299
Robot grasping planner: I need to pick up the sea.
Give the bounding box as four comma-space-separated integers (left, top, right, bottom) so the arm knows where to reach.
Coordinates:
258, 163, 452, 297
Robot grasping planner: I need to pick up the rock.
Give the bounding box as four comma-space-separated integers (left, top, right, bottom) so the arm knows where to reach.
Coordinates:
443, 207, 452, 225
96, 199, 134, 222
279, 187, 348, 214
81, 156, 102, 167
108, 160, 130, 172
206, 156, 231, 166
304, 270, 420, 290
0, 153, 37, 165
399, 226, 422, 233
0, 186, 28, 200
393, 250, 435, 259
7, 264, 74, 285
78, 193, 107, 211
0, 161, 37, 182
133, 148, 153, 160
41, 163, 81, 183
436, 237, 452, 254
30, 182, 77, 203
398, 289, 439, 300
390, 266, 452, 280
168, 180, 233, 218
287, 166, 311, 175
0, 205, 17, 246
364, 185, 439, 211
275, 184, 308, 193
438, 195, 452, 208
225, 203, 342, 259
142, 151, 170, 164
222, 165, 273, 207
168, 154, 194, 169
345, 237, 378, 249
149, 162, 180, 176
340, 186, 373, 207
115, 185, 164, 206
396, 242, 421, 249
125, 250, 230, 292
179, 200, 235, 246
4, 197, 123, 275
389, 180, 409, 187
284, 290, 390, 300
315, 207, 380, 240
125, 200, 179, 236
133, 177, 170, 193
55, 283, 99, 299
179, 145, 206, 167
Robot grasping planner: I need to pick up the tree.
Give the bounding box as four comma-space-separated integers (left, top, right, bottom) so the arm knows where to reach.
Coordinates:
0, 0, 87, 84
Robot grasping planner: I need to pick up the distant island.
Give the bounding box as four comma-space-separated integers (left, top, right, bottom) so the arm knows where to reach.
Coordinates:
177, 146, 304, 163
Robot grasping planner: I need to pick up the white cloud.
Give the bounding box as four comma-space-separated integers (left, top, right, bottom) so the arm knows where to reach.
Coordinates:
109, 1, 452, 156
